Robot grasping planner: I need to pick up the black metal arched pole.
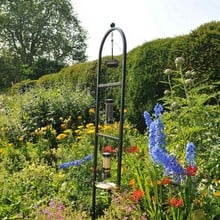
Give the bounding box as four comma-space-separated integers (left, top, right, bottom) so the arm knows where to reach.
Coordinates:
91, 23, 127, 219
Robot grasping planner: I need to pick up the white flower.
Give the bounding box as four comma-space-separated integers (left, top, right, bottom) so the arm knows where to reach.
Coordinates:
164, 69, 172, 75
175, 57, 184, 69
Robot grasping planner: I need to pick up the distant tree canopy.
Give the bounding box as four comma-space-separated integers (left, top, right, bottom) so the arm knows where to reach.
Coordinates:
0, 0, 88, 87
0, 0, 87, 65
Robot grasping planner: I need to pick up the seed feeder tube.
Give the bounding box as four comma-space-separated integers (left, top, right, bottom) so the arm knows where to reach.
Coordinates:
105, 99, 114, 124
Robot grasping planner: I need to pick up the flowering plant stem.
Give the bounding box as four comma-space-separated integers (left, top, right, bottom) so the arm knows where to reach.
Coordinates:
183, 176, 193, 217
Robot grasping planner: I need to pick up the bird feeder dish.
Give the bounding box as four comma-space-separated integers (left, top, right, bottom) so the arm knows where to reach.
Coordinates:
105, 58, 119, 68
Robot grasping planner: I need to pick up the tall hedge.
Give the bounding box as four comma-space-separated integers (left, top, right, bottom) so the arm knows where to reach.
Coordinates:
125, 21, 220, 131
9, 21, 220, 131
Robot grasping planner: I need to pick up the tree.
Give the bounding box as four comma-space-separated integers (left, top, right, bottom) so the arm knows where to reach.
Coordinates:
32, 58, 65, 79
0, 49, 25, 89
0, 0, 88, 67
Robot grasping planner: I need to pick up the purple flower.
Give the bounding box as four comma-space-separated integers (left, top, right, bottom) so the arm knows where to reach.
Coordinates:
49, 200, 56, 208
84, 155, 93, 161
186, 142, 196, 166
150, 146, 185, 180
59, 155, 92, 169
154, 119, 166, 147
57, 203, 64, 211
154, 103, 163, 117
144, 104, 185, 182
148, 118, 166, 152
144, 111, 152, 128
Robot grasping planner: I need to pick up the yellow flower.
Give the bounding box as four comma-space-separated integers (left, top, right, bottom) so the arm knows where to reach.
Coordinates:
40, 126, 48, 132
103, 124, 113, 131
86, 129, 95, 135
98, 125, 103, 129
86, 123, 94, 128
34, 128, 40, 135
56, 133, 68, 140
129, 178, 135, 187
19, 136, 24, 141
89, 108, 95, 114
124, 125, 129, 129
217, 179, 220, 184
113, 121, 119, 128
63, 129, 72, 134
77, 115, 82, 120
77, 125, 84, 129
214, 191, 220, 197
157, 180, 162, 185
46, 124, 52, 129
74, 129, 81, 135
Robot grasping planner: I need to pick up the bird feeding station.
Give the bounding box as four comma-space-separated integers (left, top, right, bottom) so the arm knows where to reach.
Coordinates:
91, 23, 127, 219
105, 98, 114, 124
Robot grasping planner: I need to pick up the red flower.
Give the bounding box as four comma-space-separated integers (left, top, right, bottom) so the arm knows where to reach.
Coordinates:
103, 145, 114, 153
130, 189, 144, 202
161, 177, 171, 185
176, 198, 183, 207
170, 197, 183, 207
127, 146, 139, 153
157, 177, 170, 186
186, 165, 198, 176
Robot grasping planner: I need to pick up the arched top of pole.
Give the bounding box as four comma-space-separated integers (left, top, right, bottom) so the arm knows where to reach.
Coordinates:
110, 23, 115, 28
98, 23, 127, 60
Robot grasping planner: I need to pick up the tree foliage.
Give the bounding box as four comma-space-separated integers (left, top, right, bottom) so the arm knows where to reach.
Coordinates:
0, 50, 23, 88
0, 0, 87, 66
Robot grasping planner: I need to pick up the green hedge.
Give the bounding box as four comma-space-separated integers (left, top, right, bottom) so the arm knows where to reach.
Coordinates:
9, 21, 220, 131
126, 21, 220, 131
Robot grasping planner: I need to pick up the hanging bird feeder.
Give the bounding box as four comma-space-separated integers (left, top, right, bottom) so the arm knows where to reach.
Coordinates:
105, 23, 119, 68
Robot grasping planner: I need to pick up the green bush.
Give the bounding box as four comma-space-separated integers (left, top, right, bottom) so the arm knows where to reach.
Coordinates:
0, 53, 219, 219
0, 85, 94, 152
7, 21, 220, 132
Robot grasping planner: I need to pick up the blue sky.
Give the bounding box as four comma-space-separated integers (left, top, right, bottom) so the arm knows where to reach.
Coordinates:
71, 0, 220, 61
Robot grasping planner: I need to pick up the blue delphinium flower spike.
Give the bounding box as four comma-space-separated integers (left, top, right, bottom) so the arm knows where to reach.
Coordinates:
144, 103, 185, 182
154, 103, 163, 117
186, 142, 196, 166
144, 111, 152, 128
150, 145, 185, 179
84, 155, 93, 161
59, 155, 92, 169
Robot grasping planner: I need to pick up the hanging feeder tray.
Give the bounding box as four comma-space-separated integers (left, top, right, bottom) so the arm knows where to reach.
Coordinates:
95, 181, 118, 191
105, 59, 119, 68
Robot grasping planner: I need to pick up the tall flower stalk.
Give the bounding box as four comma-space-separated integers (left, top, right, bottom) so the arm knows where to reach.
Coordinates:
59, 155, 92, 169
144, 103, 185, 182
144, 103, 198, 219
